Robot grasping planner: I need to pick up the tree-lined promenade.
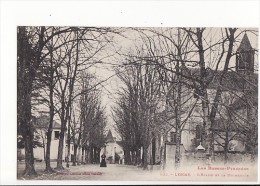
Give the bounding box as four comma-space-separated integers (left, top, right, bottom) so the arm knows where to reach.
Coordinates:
17, 27, 258, 177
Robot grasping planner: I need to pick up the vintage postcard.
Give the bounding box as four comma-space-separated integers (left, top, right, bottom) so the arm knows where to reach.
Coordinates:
16, 26, 258, 182
0, 0, 259, 185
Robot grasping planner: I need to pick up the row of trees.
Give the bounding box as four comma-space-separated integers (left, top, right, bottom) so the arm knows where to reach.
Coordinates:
113, 28, 258, 170
17, 26, 120, 176
17, 26, 258, 175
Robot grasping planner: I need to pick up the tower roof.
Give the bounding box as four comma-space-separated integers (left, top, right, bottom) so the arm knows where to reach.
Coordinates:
106, 129, 115, 143
237, 33, 253, 52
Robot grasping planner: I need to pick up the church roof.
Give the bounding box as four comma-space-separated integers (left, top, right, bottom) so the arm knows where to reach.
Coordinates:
213, 118, 238, 132
228, 90, 258, 110
237, 33, 253, 52
106, 129, 115, 143
116, 140, 123, 147
186, 68, 258, 91
206, 70, 258, 91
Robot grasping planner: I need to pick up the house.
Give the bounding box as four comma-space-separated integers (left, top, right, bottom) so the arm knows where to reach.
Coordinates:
100, 130, 124, 164
17, 115, 66, 162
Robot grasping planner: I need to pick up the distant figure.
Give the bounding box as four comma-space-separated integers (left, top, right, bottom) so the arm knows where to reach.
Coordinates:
100, 154, 107, 167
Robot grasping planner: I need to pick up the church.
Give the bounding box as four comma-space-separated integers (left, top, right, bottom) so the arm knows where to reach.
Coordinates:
100, 130, 124, 164
148, 33, 258, 166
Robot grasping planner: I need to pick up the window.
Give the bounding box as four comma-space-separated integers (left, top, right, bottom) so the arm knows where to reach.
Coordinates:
54, 131, 60, 140
237, 55, 246, 70
196, 125, 201, 139
170, 132, 177, 143
237, 52, 254, 71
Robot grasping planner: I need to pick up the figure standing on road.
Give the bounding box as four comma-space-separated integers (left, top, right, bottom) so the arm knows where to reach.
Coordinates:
100, 153, 107, 167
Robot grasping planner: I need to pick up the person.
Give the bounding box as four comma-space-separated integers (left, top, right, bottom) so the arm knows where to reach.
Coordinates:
100, 153, 107, 167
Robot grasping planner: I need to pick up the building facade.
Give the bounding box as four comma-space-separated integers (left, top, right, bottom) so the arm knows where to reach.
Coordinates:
17, 115, 66, 162
100, 130, 124, 164
150, 33, 258, 165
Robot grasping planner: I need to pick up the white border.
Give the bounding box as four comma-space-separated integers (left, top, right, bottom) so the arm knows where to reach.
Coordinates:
0, 0, 259, 185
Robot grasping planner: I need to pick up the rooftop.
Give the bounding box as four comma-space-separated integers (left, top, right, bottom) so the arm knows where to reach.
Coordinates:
33, 115, 61, 129
186, 68, 258, 92
106, 129, 116, 143
237, 33, 253, 52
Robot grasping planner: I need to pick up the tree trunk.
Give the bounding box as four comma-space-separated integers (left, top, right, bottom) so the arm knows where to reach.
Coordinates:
72, 145, 78, 166
85, 148, 89, 164
124, 149, 129, 165
129, 150, 132, 165
77, 145, 81, 165
66, 125, 71, 168
174, 44, 182, 169
142, 139, 152, 171
136, 148, 141, 165
81, 147, 84, 164
56, 91, 71, 170
224, 130, 229, 165
44, 34, 56, 173
18, 27, 37, 177
133, 150, 137, 165
23, 124, 37, 176
142, 146, 148, 170
45, 93, 54, 172
160, 134, 167, 171
97, 148, 101, 164
45, 129, 53, 172
90, 146, 93, 164
195, 28, 211, 157
175, 90, 182, 169
56, 119, 66, 170
175, 129, 181, 169
40, 131, 46, 163
21, 85, 37, 176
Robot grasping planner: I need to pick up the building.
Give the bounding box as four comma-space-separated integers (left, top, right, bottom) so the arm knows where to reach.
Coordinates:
17, 115, 66, 162
168, 34, 258, 151
100, 130, 124, 164
155, 33, 258, 165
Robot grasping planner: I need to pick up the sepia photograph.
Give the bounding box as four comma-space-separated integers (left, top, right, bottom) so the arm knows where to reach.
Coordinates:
0, 0, 259, 185
16, 26, 258, 182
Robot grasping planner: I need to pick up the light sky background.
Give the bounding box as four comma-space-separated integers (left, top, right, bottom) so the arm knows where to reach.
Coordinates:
0, 0, 259, 185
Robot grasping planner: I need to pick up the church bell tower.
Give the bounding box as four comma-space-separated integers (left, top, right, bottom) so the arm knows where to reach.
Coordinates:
236, 33, 255, 73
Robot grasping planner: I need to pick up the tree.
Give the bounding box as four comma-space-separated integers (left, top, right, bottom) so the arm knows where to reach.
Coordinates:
67, 73, 108, 166
113, 50, 163, 169
17, 27, 44, 176
118, 28, 199, 169
17, 26, 89, 176
130, 27, 244, 164
212, 93, 241, 164
53, 27, 122, 169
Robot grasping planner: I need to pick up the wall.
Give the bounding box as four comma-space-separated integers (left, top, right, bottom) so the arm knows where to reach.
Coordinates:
214, 133, 245, 152
33, 128, 66, 161
165, 144, 185, 168
100, 142, 124, 164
